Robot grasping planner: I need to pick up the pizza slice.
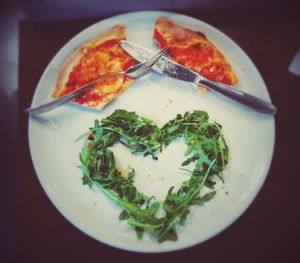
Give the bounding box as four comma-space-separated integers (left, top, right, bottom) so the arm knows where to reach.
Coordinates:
53, 25, 136, 109
153, 18, 238, 92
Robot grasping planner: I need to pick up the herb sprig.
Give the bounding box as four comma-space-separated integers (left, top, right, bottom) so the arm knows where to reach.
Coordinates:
79, 109, 229, 242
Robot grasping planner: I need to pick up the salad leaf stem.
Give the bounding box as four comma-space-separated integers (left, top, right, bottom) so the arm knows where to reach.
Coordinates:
78, 109, 229, 242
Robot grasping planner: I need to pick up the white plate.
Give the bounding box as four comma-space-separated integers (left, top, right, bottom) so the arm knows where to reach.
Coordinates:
28, 11, 275, 253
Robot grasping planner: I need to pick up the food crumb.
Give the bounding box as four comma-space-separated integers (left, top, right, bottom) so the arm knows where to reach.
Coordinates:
49, 120, 62, 129
165, 99, 173, 107
147, 171, 164, 181
78, 205, 94, 215
156, 196, 165, 203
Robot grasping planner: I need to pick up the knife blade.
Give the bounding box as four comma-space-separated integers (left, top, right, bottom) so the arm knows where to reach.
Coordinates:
120, 40, 277, 115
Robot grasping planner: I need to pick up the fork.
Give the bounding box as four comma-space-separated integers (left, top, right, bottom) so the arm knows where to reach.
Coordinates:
25, 47, 168, 115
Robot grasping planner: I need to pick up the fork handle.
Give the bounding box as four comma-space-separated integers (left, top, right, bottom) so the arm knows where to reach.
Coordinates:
25, 72, 120, 115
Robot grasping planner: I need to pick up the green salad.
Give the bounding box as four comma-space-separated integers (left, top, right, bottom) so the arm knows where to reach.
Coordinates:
79, 109, 229, 242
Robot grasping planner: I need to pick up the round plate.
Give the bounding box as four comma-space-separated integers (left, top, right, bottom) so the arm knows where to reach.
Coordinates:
28, 11, 275, 253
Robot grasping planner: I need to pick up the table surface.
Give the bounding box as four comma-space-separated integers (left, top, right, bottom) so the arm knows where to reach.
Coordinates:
18, 9, 299, 263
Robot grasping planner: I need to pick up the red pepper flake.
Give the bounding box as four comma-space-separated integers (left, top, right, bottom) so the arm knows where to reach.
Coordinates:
87, 133, 94, 140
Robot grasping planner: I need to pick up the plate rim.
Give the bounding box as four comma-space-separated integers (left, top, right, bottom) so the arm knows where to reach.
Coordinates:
28, 10, 276, 253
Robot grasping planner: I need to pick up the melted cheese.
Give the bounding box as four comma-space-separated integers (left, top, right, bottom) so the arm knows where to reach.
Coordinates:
154, 18, 238, 86
53, 25, 136, 109
65, 39, 135, 106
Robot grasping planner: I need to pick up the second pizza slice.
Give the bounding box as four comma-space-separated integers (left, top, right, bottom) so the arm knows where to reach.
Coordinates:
153, 18, 238, 91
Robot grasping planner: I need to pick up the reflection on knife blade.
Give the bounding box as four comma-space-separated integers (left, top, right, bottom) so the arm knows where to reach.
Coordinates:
120, 40, 197, 82
120, 40, 277, 115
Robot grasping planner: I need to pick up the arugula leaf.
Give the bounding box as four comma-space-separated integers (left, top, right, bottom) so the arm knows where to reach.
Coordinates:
78, 109, 229, 242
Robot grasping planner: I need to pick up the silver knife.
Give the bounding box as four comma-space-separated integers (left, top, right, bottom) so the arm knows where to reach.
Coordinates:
120, 40, 277, 115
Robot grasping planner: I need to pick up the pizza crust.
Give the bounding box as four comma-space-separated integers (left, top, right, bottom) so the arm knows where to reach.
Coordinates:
154, 18, 207, 47
52, 25, 134, 109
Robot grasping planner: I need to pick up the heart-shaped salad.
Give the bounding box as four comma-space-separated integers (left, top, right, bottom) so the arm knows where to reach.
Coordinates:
79, 109, 228, 242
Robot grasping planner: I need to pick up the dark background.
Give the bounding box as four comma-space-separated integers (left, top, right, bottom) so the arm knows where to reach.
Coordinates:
0, 0, 299, 262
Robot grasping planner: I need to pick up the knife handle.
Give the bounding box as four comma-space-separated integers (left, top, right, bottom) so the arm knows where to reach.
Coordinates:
198, 77, 277, 115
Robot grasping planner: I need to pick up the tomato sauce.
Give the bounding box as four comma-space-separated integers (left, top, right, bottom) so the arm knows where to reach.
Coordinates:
153, 29, 168, 48
64, 38, 135, 104
200, 62, 232, 84
154, 25, 236, 86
